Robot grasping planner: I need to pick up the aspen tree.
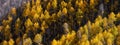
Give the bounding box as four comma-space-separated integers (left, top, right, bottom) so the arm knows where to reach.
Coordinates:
62, 8, 67, 15
51, 0, 57, 9
23, 38, 32, 45
108, 12, 116, 22
11, 7, 16, 15
46, 2, 51, 10
44, 10, 50, 19
8, 38, 14, 45
34, 34, 42, 44
52, 39, 58, 45
24, 18, 33, 32
61, 1, 67, 8
116, 12, 120, 19
2, 40, 8, 45
23, 2, 30, 17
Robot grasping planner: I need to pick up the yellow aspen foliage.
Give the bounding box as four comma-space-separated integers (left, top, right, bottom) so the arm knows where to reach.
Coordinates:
52, 39, 58, 45
46, 2, 51, 10
78, 34, 89, 45
107, 39, 113, 45
77, 29, 82, 39
90, 0, 96, 8
69, 7, 75, 12
71, 31, 76, 37
7, 16, 13, 24
15, 37, 21, 45
103, 30, 108, 38
44, 10, 50, 19
23, 38, 32, 45
79, 0, 84, 7
60, 35, 66, 44
97, 33, 104, 41
2, 40, 8, 45
41, 21, 48, 33
8, 16, 13, 21
23, 8, 30, 17
31, 6, 36, 17
91, 37, 99, 45
11, 7, 16, 15
33, 22, 39, 32
66, 33, 72, 40
79, 27, 84, 35
111, 26, 118, 36
39, 13, 45, 20
65, 40, 70, 45
76, 0, 86, 11
75, 0, 83, 7
104, 32, 114, 41
87, 21, 91, 30
98, 41, 103, 45
83, 25, 88, 35
33, 13, 39, 21
2, 16, 13, 26
4, 25, 11, 40
2, 20, 7, 26
51, 0, 57, 9
108, 12, 116, 21
116, 36, 120, 45
58, 41, 62, 45
23, 34, 27, 40
91, 38, 104, 45
8, 38, 14, 45
36, 5, 42, 13
61, 1, 67, 8
66, 31, 76, 43
95, 15, 103, 24
57, 10, 62, 17
91, 23, 95, 29
104, 0, 109, 3
103, 17, 108, 28
24, 18, 33, 31
91, 35, 103, 45
25, 18, 33, 28
81, 34, 88, 41
16, 18, 20, 23
76, 9, 83, 18
85, 40, 90, 45
95, 20, 100, 27
36, 0, 41, 6
15, 18, 21, 29
34, 34, 42, 44
51, 13, 57, 20
26, 2, 30, 8
1, 0, 120, 45
75, 0, 79, 7
116, 12, 120, 19
32, 0, 35, 6
23, 2, 31, 17
80, 40, 90, 45
2, 16, 12, 25
5, 25, 10, 31
62, 8, 67, 15
34, 22, 39, 29
117, 25, 120, 34
67, 2, 72, 9
90, 0, 95, 6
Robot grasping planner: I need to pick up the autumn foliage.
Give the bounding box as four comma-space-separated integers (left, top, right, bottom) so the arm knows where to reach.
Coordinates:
0, 0, 120, 45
